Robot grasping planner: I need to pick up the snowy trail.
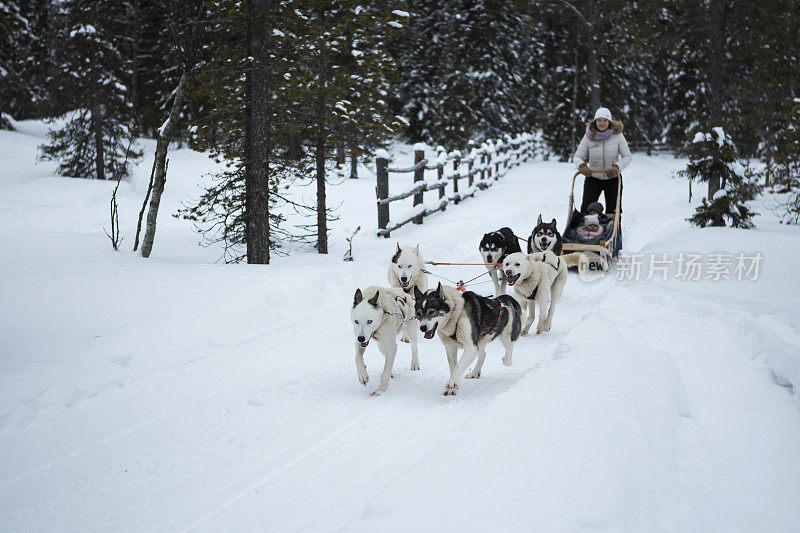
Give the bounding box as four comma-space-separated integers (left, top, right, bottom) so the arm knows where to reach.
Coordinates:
2, 128, 800, 531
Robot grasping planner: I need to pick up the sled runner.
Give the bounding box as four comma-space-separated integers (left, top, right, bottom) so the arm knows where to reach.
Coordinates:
561, 169, 622, 271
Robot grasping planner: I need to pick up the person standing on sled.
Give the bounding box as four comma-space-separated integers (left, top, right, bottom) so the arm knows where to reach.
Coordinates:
572, 107, 632, 216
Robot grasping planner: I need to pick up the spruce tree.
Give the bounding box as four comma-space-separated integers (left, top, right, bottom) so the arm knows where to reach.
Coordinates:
287, 0, 406, 252
391, 1, 539, 148
681, 127, 759, 229
181, 0, 286, 262
38, 0, 140, 179
0, 0, 32, 127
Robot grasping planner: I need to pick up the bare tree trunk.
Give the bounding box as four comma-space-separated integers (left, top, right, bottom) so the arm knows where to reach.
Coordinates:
131, 0, 141, 136
133, 161, 155, 251
245, 0, 272, 264
336, 135, 345, 167
315, 9, 328, 254
572, 31, 579, 155
588, 29, 600, 111
349, 140, 358, 179
708, 0, 726, 199
92, 99, 105, 180
316, 116, 328, 253
140, 73, 187, 258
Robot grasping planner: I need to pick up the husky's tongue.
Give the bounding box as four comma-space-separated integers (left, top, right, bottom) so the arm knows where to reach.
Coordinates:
423, 323, 437, 339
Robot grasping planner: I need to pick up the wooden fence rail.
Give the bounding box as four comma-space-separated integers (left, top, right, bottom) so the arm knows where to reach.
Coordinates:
628, 140, 676, 156
375, 133, 537, 237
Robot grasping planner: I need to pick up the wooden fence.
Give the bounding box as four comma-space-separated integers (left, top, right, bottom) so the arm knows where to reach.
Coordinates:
375, 133, 537, 237
628, 140, 676, 156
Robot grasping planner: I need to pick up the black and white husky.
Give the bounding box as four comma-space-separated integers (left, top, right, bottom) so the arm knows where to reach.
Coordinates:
351, 286, 420, 396
414, 283, 522, 396
527, 215, 563, 255
479, 227, 522, 296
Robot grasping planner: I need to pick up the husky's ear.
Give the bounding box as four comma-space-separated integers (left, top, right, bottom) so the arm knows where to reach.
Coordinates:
414, 285, 424, 301
537, 214, 543, 225
392, 243, 401, 263
415, 244, 420, 256
436, 282, 445, 299
353, 288, 363, 307
551, 218, 557, 227
368, 291, 380, 307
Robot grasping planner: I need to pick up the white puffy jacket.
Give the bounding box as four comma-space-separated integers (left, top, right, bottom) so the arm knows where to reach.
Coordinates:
573, 127, 632, 180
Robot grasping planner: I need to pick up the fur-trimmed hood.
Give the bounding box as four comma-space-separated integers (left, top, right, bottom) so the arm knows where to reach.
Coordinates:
586, 120, 624, 139
573, 120, 632, 179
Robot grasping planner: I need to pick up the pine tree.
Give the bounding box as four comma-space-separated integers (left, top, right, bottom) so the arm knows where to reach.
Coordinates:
287, 0, 406, 253
390, 1, 539, 148
181, 0, 286, 263
772, 98, 800, 223
681, 127, 759, 229
38, 0, 140, 179
536, 10, 583, 160
339, 2, 407, 178
0, 0, 32, 127
132, 1, 210, 137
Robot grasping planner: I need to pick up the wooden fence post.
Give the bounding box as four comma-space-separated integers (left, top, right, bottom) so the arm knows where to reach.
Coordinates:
494, 143, 501, 180
437, 146, 446, 199
452, 152, 460, 204
376, 156, 389, 235
413, 148, 424, 224
467, 141, 475, 187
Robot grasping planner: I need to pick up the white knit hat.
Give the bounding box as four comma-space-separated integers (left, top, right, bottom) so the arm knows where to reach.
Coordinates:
594, 107, 612, 121
584, 214, 601, 228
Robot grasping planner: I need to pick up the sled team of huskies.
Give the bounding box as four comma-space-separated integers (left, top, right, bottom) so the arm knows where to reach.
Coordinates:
351, 216, 567, 396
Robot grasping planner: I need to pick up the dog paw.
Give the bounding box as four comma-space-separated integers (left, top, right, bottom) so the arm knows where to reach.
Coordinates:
370, 390, 382, 397
521, 328, 530, 336
358, 372, 369, 386
465, 371, 481, 379
401, 335, 410, 343
411, 362, 420, 371
443, 383, 459, 396
536, 328, 543, 335
502, 356, 513, 367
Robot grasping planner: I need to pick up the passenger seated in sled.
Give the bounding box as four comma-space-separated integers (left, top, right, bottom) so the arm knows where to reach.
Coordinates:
566, 202, 613, 244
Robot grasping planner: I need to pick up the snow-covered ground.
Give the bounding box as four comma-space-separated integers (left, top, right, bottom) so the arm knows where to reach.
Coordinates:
1, 121, 800, 531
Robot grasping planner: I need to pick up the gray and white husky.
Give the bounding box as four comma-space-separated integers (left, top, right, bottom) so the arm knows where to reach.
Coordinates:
351, 286, 420, 396
387, 243, 428, 295
503, 251, 567, 335
414, 283, 521, 396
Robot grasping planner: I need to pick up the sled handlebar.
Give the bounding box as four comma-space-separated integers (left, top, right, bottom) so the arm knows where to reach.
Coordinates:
573, 168, 611, 178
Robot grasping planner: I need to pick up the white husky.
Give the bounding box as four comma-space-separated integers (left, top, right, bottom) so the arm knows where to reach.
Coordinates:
351, 286, 420, 396
503, 251, 567, 335
387, 243, 428, 295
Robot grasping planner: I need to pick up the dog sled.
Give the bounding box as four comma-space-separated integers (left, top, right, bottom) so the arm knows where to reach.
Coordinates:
560, 169, 622, 272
